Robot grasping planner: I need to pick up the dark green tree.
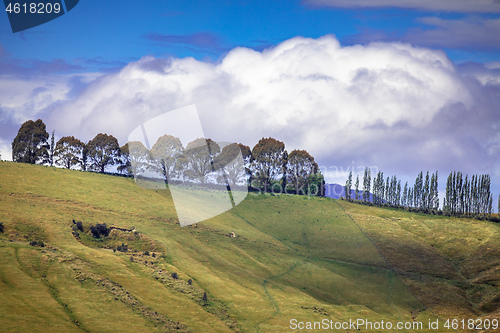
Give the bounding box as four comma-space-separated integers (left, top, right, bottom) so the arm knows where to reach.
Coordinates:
12, 119, 49, 164
80, 143, 89, 171
302, 172, 325, 197
402, 182, 408, 208
49, 130, 55, 167
54, 136, 84, 169
413, 172, 423, 209
87, 133, 121, 173
345, 171, 352, 200
408, 187, 413, 208
355, 175, 360, 200
396, 179, 401, 206
498, 195, 500, 216
251, 138, 287, 192
423, 172, 430, 210
286, 150, 318, 195
373, 171, 385, 205
385, 176, 390, 204
362, 167, 371, 202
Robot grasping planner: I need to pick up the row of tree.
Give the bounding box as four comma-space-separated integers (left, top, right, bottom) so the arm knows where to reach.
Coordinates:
345, 168, 498, 216
443, 172, 494, 216
11, 119, 324, 196
11, 119, 124, 173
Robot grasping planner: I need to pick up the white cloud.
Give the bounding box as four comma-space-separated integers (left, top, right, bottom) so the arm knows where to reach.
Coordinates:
0, 138, 11, 161
405, 17, 500, 50
0, 72, 101, 124
1, 35, 499, 189
304, 0, 500, 13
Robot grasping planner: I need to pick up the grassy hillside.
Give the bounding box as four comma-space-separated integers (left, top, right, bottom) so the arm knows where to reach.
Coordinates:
0, 161, 499, 332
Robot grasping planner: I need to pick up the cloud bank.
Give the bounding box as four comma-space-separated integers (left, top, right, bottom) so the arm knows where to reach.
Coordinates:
1, 35, 499, 188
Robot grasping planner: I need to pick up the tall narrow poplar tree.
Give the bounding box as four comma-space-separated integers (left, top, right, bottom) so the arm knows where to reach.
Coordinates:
345, 171, 352, 200
355, 175, 360, 200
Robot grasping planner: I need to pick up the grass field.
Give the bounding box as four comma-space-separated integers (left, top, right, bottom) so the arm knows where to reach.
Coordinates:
0, 161, 499, 332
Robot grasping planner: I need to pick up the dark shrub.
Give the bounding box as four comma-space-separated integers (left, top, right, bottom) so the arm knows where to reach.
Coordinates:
202, 292, 208, 301
144, 250, 149, 256
29, 240, 44, 247
76, 221, 83, 232
188, 279, 192, 285
152, 253, 156, 258
488, 216, 500, 223
171, 272, 178, 279
0, 222, 4, 233
90, 223, 110, 238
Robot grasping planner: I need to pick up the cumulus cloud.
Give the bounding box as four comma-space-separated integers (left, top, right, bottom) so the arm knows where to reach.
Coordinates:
304, 0, 500, 13
1, 35, 499, 190
0, 137, 11, 161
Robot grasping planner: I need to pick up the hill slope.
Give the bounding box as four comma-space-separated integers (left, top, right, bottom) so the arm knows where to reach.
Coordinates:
0, 162, 499, 332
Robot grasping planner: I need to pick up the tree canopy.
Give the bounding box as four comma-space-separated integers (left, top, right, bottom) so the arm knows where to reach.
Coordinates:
54, 136, 84, 169
251, 137, 287, 191
183, 138, 220, 184
125, 141, 151, 177
12, 119, 49, 164
11, 118, 326, 198
287, 149, 318, 194
87, 133, 120, 173
215, 143, 248, 186
149, 135, 184, 183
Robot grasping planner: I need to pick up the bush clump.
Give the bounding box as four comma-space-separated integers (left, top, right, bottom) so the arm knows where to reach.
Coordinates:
171, 272, 178, 279
0, 222, 4, 233
90, 223, 110, 238
117, 243, 128, 252
488, 216, 500, 223
76, 221, 83, 232
29, 240, 45, 247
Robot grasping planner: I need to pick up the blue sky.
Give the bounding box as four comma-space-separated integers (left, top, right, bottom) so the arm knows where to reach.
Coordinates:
1, 0, 500, 69
1, 0, 500, 202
